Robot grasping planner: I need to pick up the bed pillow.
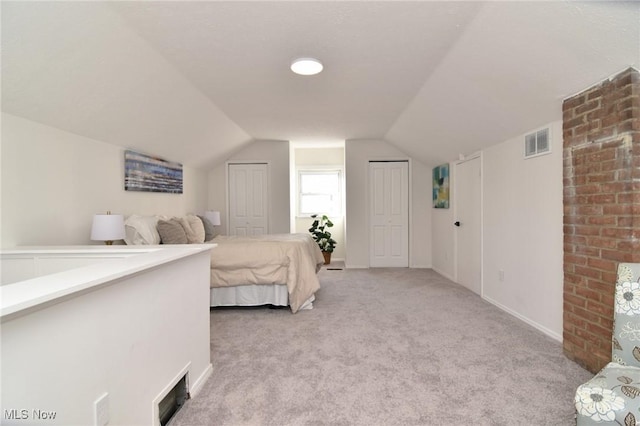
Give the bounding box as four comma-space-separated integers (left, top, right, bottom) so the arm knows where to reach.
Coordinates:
188, 215, 206, 243
157, 219, 188, 244
124, 215, 161, 245
198, 215, 216, 241
177, 215, 205, 244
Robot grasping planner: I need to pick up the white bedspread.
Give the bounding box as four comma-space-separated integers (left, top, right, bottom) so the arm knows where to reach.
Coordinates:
209, 233, 324, 313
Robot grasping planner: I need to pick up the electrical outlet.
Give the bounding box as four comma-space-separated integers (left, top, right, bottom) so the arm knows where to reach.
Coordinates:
94, 393, 109, 426
499, 270, 505, 282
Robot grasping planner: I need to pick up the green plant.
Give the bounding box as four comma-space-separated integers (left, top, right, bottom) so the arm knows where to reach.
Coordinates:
308, 214, 337, 253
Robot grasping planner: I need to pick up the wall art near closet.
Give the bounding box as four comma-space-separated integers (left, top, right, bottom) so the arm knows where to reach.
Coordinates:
124, 150, 183, 194
432, 163, 449, 208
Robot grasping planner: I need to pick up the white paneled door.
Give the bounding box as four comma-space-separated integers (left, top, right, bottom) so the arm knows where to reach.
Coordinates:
369, 161, 409, 267
454, 156, 481, 295
228, 163, 268, 236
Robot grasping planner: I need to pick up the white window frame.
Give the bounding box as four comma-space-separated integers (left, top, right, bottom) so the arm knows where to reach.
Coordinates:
296, 166, 343, 218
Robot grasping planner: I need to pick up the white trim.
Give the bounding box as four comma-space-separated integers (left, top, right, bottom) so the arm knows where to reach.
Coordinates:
454, 151, 481, 165
483, 295, 562, 342
344, 263, 369, 269
0, 246, 213, 320
432, 266, 455, 282
188, 363, 213, 398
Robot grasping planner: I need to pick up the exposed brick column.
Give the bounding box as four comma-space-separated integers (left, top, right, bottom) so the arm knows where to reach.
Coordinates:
563, 67, 640, 373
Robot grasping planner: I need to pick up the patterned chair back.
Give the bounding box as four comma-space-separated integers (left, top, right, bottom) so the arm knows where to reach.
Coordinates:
612, 263, 640, 367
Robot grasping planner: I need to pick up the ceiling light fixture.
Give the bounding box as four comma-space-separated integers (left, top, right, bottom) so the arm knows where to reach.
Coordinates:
290, 58, 323, 76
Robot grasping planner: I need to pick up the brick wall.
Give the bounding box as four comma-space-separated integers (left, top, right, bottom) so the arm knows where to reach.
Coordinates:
563, 67, 640, 373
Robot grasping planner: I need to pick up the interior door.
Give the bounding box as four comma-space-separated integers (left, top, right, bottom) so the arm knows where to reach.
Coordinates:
228, 163, 268, 236
369, 161, 409, 267
455, 156, 481, 295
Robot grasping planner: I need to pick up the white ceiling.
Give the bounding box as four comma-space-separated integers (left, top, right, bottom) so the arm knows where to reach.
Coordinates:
2, 1, 638, 168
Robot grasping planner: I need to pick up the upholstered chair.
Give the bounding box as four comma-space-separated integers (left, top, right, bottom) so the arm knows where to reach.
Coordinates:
575, 263, 640, 425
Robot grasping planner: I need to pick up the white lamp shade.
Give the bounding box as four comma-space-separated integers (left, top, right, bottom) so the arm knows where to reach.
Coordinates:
204, 211, 221, 226
91, 214, 126, 242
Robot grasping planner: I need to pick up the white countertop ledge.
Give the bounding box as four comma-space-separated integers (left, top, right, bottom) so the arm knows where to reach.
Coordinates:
1, 244, 214, 321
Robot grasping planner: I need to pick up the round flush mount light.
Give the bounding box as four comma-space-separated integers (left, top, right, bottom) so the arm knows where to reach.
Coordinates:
290, 58, 323, 76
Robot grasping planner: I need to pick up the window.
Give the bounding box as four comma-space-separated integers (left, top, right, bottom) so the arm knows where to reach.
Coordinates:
298, 169, 342, 217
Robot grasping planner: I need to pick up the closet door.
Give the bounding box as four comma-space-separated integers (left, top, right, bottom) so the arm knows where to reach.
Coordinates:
454, 155, 481, 295
369, 161, 409, 267
228, 163, 268, 236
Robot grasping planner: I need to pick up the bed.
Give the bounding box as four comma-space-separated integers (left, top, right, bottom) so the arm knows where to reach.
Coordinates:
123, 215, 324, 313
208, 234, 324, 313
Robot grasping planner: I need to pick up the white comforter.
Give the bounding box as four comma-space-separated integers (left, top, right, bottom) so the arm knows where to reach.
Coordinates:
209, 233, 324, 313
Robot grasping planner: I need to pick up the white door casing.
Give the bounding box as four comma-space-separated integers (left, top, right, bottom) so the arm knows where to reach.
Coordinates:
228, 163, 268, 236
369, 161, 409, 267
454, 155, 482, 295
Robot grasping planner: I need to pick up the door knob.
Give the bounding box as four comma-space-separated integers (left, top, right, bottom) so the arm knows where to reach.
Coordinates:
454, 221, 461, 227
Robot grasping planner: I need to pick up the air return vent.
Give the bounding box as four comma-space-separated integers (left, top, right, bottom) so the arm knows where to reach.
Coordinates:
159, 375, 188, 426
524, 128, 550, 158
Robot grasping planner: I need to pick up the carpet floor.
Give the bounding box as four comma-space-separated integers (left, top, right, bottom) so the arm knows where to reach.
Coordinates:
169, 267, 592, 426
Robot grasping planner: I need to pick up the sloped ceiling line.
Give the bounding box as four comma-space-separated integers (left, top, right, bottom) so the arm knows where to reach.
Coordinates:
2, 1, 638, 168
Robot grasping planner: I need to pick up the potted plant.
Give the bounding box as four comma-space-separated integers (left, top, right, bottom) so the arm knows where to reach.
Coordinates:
308, 214, 337, 264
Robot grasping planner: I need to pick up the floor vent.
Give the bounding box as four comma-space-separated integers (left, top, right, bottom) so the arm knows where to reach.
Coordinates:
159, 375, 189, 426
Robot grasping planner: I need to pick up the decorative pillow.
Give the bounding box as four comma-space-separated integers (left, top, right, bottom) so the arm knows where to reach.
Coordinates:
186, 215, 205, 243
124, 215, 161, 245
156, 219, 188, 244
176, 215, 205, 244
198, 215, 216, 241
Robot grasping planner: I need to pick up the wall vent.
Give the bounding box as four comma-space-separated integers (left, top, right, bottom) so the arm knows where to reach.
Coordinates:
524, 128, 550, 158
159, 375, 189, 426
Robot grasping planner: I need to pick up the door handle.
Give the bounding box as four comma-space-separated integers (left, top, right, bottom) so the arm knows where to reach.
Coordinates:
454, 221, 461, 227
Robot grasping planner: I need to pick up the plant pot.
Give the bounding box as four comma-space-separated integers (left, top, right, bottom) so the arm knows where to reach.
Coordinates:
322, 251, 331, 265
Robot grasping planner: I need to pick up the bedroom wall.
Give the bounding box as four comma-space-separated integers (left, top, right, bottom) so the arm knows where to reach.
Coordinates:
483, 120, 564, 340
430, 121, 564, 340
344, 139, 431, 269
1, 113, 208, 247
430, 166, 455, 280
207, 140, 290, 235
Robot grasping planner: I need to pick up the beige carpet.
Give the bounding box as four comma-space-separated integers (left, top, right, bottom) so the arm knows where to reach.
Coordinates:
170, 267, 592, 426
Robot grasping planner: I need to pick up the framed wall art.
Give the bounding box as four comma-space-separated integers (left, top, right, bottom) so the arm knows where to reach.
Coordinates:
124, 150, 183, 194
432, 163, 449, 208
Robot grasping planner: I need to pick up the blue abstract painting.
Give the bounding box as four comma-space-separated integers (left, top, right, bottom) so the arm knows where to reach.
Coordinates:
432, 163, 449, 208
124, 150, 183, 194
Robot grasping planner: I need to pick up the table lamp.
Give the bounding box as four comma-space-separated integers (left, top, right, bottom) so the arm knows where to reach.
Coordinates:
91, 211, 126, 245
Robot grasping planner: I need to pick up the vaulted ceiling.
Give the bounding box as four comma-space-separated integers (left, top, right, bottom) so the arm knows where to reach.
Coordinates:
2, 1, 638, 168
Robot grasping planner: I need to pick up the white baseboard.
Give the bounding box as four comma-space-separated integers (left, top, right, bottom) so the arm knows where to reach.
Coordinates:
345, 263, 369, 269
431, 266, 455, 282
189, 363, 213, 398
482, 295, 562, 342
410, 264, 432, 269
